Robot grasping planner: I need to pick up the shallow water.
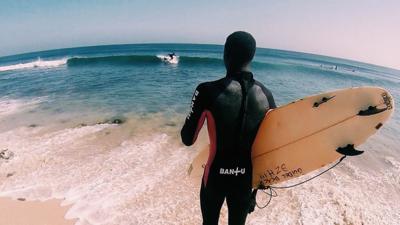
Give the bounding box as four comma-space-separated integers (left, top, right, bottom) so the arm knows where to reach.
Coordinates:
0, 44, 399, 225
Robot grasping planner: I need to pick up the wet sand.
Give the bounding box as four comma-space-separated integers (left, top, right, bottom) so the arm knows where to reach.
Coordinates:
0, 197, 76, 225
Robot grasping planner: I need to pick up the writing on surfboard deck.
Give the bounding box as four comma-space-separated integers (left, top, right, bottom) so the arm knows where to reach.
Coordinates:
188, 86, 394, 188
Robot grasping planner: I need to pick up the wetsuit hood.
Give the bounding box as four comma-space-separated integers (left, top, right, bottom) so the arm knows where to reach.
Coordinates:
224, 31, 256, 73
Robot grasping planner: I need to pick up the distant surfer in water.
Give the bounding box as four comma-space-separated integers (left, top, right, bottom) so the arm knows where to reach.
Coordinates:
168, 52, 175, 60
181, 31, 276, 225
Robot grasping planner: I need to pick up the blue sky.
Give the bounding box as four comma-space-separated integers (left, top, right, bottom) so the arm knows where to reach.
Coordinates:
1, 0, 399, 69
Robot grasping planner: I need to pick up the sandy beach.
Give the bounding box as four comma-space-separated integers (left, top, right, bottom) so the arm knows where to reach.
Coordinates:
0, 197, 75, 225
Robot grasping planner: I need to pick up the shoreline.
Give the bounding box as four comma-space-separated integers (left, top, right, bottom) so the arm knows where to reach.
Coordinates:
0, 197, 76, 225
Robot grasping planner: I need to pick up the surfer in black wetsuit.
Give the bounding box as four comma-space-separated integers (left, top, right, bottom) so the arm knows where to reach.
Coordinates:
181, 31, 276, 225
168, 52, 176, 60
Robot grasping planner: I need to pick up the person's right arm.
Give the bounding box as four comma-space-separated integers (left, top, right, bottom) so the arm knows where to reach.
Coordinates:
180, 83, 207, 146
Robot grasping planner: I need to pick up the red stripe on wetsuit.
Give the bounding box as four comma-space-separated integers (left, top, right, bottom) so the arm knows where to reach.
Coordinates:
192, 110, 217, 187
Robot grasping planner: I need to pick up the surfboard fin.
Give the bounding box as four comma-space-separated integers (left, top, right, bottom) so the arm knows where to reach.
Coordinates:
358, 106, 387, 116
313, 95, 335, 107
336, 144, 364, 156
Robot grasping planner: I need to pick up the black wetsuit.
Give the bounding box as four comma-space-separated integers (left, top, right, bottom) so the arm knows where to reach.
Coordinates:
181, 71, 276, 225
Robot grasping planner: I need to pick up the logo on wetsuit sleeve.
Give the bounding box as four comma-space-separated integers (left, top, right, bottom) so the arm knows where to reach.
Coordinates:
219, 167, 246, 176
186, 90, 199, 120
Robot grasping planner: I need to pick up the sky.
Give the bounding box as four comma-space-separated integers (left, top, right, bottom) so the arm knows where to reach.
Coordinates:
0, 0, 399, 69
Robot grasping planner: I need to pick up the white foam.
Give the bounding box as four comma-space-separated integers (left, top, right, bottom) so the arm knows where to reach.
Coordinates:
0, 123, 199, 224
1, 121, 399, 225
0, 58, 67, 72
246, 155, 400, 225
156, 55, 179, 64
0, 97, 45, 119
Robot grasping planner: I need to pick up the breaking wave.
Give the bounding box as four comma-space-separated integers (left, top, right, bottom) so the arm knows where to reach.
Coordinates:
0, 58, 68, 72
66, 55, 223, 66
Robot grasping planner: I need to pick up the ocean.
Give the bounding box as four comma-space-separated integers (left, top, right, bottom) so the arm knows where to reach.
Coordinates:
0, 44, 399, 225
